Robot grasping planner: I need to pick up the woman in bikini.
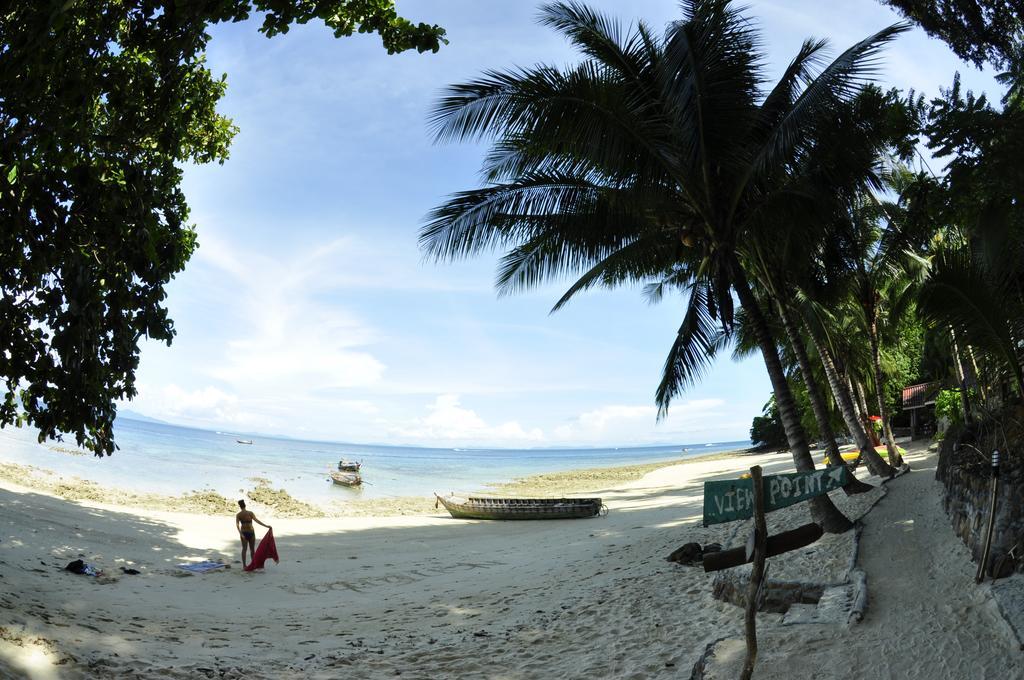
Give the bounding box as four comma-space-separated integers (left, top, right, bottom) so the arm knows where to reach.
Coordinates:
235, 500, 271, 569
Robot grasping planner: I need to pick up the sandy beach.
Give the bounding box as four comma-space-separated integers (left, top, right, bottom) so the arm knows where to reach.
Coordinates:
1, 443, 1020, 679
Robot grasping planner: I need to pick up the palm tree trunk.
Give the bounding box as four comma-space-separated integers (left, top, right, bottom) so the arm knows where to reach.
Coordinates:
854, 379, 873, 437
966, 343, 988, 405
776, 301, 875, 494
731, 264, 852, 533
868, 317, 903, 467
844, 373, 864, 422
949, 327, 973, 425
808, 328, 896, 477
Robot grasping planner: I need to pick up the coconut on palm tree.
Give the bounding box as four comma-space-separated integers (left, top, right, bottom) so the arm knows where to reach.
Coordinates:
423, 0, 910, 532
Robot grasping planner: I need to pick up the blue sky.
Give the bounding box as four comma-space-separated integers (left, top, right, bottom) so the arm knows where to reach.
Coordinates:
125, 1, 1000, 447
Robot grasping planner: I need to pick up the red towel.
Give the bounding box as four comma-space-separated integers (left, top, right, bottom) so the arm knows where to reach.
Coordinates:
244, 528, 279, 572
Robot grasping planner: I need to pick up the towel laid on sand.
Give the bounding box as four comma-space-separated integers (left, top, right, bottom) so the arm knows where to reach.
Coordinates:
177, 560, 228, 574
244, 529, 279, 572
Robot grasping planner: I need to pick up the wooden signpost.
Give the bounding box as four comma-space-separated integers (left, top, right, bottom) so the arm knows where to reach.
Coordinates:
741, 466, 767, 680
702, 465, 849, 526
701, 465, 848, 680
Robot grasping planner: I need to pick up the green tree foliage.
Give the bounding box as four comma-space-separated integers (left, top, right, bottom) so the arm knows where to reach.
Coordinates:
880, 309, 927, 413
874, 0, 1024, 408
750, 397, 787, 449
784, 378, 815, 442
880, 0, 1024, 69
0, 2, 445, 455
934, 387, 968, 431
912, 73, 1024, 398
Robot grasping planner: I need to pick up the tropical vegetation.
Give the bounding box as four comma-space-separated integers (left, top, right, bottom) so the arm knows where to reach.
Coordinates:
2, 0, 1021, 506
0, 1, 445, 454
423, 0, 1024, 532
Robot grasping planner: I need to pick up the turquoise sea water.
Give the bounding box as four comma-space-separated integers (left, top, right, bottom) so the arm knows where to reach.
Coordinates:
0, 418, 750, 505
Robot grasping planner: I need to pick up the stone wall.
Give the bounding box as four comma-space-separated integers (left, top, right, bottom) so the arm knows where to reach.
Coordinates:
937, 428, 1024, 575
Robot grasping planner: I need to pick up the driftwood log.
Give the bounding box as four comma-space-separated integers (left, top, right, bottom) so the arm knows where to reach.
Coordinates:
703, 523, 824, 573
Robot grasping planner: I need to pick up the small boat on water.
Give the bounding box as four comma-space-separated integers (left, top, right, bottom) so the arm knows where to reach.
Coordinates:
236, 439, 253, 445
337, 460, 361, 472
330, 471, 362, 487
434, 494, 604, 520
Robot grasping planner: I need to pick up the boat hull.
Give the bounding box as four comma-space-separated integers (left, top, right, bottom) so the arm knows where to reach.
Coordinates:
435, 494, 602, 520
330, 472, 362, 487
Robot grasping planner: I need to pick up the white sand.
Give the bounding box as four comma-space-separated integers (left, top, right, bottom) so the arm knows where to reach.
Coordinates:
712, 446, 1024, 680
1, 445, 1019, 679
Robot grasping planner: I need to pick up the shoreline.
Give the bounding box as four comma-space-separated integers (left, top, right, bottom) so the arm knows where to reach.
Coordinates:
6, 441, 1002, 680
483, 447, 756, 496
0, 447, 759, 519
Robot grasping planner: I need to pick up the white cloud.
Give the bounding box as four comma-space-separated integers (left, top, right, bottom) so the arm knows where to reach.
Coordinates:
392, 394, 544, 445
195, 232, 387, 393
382, 396, 742, 448
132, 384, 255, 426
335, 400, 380, 416
552, 399, 731, 445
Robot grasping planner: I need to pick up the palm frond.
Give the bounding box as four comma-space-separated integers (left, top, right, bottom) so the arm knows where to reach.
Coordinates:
494, 228, 674, 301
918, 248, 1024, 393
728, 307, 761, 361
656, 282, 724, 416
661, 0, 762, 206
537, 1, 651, 82
421, 173, 605, 261
642, 266, 693, 304
758, 37, 830, 120
431, 59, 676, 188
732, 22, 911, 218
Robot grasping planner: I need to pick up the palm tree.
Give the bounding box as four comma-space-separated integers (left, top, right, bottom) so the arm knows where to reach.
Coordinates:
725, 287, 885, 489
830, 180, 929, 467
736, 91, 908, 479
668, 280, 882, 489
775, 301, 879, 492
919, 238, 1024, 397
799, 300, 898, 477
423, 0, 908, 532
784, 207, 902, 478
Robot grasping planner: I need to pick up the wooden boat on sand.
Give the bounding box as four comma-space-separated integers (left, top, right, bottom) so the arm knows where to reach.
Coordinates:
434, 493, 604, 520
330, 471, 362, 487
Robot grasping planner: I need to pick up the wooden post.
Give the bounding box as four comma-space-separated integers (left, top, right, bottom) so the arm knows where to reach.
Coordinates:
976, 450, 1001, 583
741, 465, 767, 680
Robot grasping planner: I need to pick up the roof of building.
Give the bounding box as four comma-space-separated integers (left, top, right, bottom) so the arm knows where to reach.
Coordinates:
902, 381, 941, 409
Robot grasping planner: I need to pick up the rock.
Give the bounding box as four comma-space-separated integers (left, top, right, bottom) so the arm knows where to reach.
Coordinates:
667, 542, 703, 565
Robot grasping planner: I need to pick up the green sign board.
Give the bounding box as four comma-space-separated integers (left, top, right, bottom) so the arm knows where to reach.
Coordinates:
702, 466, 849, 526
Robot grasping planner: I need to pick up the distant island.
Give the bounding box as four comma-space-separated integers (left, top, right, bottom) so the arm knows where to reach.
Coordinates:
117, 409, 168, 425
